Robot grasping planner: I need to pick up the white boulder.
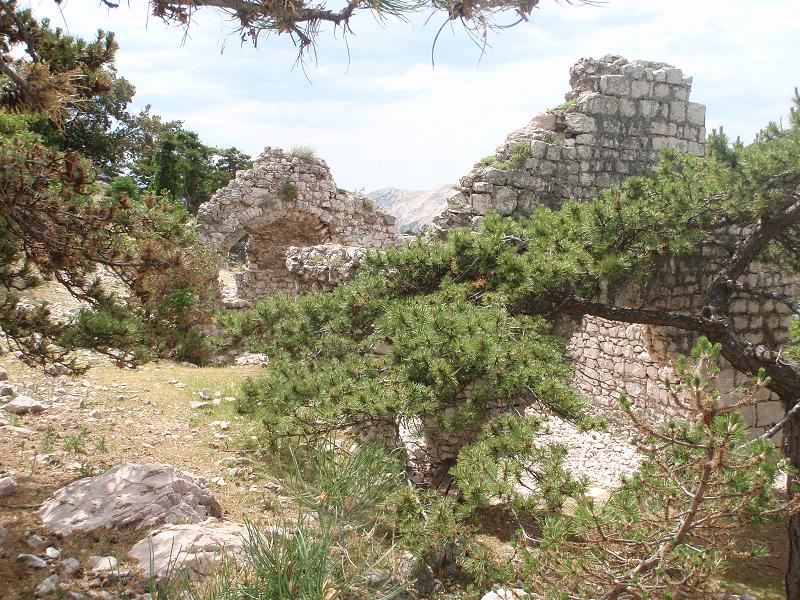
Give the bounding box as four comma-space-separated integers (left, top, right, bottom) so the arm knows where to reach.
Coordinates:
128, 518, 248, 580
481, 589, 528, 600
38, 463, 221, 535
87, 555, 118, 573
0, 476, 18, 498
3, 395, 45, 415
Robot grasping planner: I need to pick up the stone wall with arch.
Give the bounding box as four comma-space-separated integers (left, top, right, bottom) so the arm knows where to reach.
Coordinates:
196, 147, 398, 298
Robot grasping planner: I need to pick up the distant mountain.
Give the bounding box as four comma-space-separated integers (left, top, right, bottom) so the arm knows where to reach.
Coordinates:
367, 185, 456, 232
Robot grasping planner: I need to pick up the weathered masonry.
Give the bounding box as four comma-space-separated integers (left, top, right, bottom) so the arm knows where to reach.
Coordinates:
196, 147, 398, 298
431, 55, 793, 445
434, 55, 706, 231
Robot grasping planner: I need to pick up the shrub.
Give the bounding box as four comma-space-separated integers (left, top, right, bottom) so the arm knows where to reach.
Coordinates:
497, 141, 530, 170
281, 181, 298, 200
553, 97, 577, 111
290, 145, 317, 160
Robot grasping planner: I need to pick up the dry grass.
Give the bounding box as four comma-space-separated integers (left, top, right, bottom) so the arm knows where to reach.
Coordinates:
0, 354, 274, 598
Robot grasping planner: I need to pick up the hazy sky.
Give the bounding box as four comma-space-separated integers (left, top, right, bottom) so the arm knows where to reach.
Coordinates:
24, 0, 800, 191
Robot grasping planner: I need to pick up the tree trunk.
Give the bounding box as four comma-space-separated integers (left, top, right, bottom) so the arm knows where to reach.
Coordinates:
786, 414, 800, 600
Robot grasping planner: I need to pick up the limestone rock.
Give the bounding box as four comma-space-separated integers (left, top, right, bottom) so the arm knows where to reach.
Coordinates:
0, 525, 8, 549
0, 381, 16, 396
35, 574, 60, 597
0, 365, 6, 380
18, 553, 49, 569
481, 589, 528, 600
87, 555, 118, 573
128, 518, 248, 580
60, 557, 81, 575
0, 476, 18, 498
3, 395, 45, 414
38, 463, 221, 536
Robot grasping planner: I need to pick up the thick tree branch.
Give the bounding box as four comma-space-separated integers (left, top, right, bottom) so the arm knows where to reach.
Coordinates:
706, 192, 800, 313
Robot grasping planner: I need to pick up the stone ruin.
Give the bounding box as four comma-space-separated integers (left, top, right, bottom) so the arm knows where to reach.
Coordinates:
197, 56, 795, 486
434, 55, 706, 231
196, 147, 398, 299
408, 55, 792, 482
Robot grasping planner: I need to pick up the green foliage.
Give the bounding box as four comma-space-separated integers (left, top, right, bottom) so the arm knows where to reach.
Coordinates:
281, 181, 299, 200
174, 441, 408, 599
147, 129, 252, 213
522, 339, 788, 599
277, 440, 403, 525
452, 414, 583, 512
63, 426, 88, 454
553, 97, 577, 111
236, 280, 583, 443
496, 141, 530, 170
479, 155, 496, 167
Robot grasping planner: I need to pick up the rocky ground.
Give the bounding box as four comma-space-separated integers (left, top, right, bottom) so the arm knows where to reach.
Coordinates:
0, 353, 279, 599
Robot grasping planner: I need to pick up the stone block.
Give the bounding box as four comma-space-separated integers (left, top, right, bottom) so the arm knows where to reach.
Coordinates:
687, 141, 704, 156
672, 86, 690, 101
621, 63, 647, 79
530, 140, 548, 159
530, 112, 558, 130
600, 75, 631, 96
669, 101, 687, 122
665, 68, 683, 84
756, 401, 784, 427
546, 145, 562, 160
565, 113, 597, 134
640, 99, 660, 118
494, 187, 518, 216
588, 94, 619, 115
630, 79, 651, 99
470, 194, 491, 215
618, 98, 637, 118
686, 102, 706, 126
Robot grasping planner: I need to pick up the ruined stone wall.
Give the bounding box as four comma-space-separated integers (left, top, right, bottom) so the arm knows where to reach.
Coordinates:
434, 55, 706, 232
426, 56, 794, 462
197, 148, 398, 298
555, 225, 793, 441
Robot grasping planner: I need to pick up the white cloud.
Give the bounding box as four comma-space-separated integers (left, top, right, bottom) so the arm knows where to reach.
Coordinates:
20, 0, 800, 190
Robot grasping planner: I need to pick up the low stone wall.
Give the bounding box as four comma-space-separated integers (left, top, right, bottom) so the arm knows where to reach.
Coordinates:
284, 243, 370, 292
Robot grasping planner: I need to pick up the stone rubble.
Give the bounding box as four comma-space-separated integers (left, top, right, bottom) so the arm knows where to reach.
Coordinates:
285, 243, 370, 290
